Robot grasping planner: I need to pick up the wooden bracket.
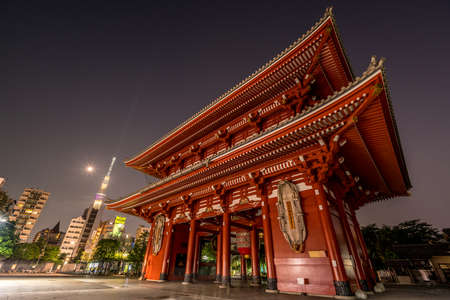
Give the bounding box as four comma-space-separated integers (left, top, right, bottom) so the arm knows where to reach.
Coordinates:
247, 112, 263, 132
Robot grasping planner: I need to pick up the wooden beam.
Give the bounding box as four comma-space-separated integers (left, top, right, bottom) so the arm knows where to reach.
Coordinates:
353, 124, 390, 195
233, 211, 254, 222
231, 221, 252, 231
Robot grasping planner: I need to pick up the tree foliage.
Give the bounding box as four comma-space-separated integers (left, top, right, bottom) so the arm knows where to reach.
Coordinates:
200, 240, 216, 263
0, 221, 17, 259
443, 228, 450, 241
362, 219, 443, 270
41, 245, 61, 263
116, 235, 133, 260
361, 224, 398, 269
390, 220, 442, 244
128, 231, 148, 264
93, 239, 120, 262
0, 190, 14, 215
13, 243, 40, 261
73, 249, 84, 263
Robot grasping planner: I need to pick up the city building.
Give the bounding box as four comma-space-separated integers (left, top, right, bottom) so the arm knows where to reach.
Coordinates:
112, 216, 126, 238
75, 202, 103, 258
60, 216, 85, 259
9, 188, 50, 242
83, 219, 114, 260
135, 225, 150, 241
107, 8, 410, 298
33, 221, 65, 247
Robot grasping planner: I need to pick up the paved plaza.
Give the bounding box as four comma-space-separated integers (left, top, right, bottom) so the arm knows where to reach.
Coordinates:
0, 277, 449, 300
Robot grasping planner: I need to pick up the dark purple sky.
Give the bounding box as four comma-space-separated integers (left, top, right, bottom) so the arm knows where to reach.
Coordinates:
1, 1, 449, 238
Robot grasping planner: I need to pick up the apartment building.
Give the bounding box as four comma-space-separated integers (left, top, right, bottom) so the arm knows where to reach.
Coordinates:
9, 188, 49, 242
59, 216, 85, 259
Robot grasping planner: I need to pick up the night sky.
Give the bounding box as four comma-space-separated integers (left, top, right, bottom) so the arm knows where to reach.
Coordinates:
1, 1, 449, 238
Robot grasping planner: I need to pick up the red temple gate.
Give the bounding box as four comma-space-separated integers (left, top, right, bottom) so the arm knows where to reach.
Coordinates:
107, 8, 410, 297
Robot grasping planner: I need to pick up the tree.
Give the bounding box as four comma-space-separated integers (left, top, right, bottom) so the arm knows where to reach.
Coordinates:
0, 190, 14, 216
442, 228, 450, 241
93, 239, 120, 274
0, 221, 17, 259
117, 235, 133, 261
391, 219, 442, 244
200, 239, 216, 263
362, 224, 398, 269
13, 243, 40, 261
361, 219, 443, 270
93, 239, 120, 261
59, 252, 67, 263
128, 231, 148, 275
72, 249, 84, 263
41, 245, 61, 263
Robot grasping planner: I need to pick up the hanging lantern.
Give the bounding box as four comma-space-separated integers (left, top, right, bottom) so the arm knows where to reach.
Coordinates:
236, 231, 251, 255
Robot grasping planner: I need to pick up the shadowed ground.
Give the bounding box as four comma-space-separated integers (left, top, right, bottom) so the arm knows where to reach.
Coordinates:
0, 277, 449, 300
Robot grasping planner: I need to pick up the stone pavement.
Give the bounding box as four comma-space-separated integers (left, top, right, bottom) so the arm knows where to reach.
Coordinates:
0, 277, 449, 300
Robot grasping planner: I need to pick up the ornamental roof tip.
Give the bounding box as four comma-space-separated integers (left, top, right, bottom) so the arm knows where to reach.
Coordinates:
125, 7, 337, 165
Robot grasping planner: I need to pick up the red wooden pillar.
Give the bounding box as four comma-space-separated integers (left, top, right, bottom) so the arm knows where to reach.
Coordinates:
261, 194, 277, 292
250, 226, 261, 286
240, 255, 247, 280
183, 219, 196, 284
215, 229, 222, 283
336, 197, 370, 291
140, 219, 154, 280
160, 220, 174, 281
192, 233, 200, 280
350, 207, 377, 285
220, 211, 231, 288
314, 183, 352, 296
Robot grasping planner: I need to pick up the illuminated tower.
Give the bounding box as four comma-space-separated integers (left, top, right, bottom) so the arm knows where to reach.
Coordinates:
75, 157, 116, 258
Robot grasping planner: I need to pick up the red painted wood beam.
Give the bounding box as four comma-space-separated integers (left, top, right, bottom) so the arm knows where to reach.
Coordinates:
160, 220, 173, 281
183, 219, 197, 284
350, 207, 378, 285
192, 233, 200, 279
220, 211, 231, 288
215, 229, 222, 283
250, 226, 261, 286
261, 194, 277, 292
335, 194, 370, 292
314, 183, 352, 296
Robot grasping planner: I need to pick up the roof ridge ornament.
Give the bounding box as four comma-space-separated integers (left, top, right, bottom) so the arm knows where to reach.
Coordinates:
365, 56, 386, 75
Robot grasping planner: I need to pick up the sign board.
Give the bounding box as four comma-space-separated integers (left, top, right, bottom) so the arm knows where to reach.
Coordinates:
112, 216, 126, 237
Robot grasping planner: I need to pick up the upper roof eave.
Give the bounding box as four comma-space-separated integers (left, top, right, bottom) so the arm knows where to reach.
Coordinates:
378, 62, 412, 190
109, 58, 410, 212
125, 7, 352, 168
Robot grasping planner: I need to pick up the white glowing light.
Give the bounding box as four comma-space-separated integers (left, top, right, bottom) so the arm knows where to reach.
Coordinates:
86, 165, 94, 173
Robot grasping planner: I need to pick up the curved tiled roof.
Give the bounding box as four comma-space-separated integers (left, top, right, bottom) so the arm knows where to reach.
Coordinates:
109, 57, 406, 211
125, 7, 352, 167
